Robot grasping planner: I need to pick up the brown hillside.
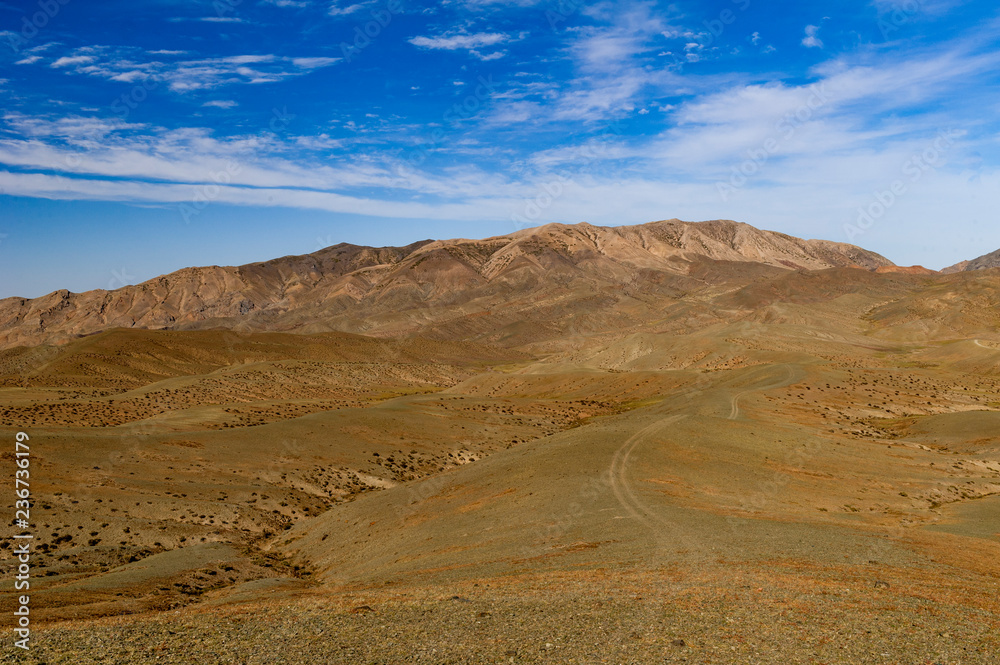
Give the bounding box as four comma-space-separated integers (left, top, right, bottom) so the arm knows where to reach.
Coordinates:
0, 220, 894, 350
943, 247, 1000, 273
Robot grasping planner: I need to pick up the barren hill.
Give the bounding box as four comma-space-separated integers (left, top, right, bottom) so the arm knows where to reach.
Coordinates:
5, 222, 1000, 663
0, 220, 893, 349
943, 247, 1000, 273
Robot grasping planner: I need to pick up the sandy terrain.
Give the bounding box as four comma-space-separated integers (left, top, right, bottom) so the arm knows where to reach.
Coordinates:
1, 221, 999, 662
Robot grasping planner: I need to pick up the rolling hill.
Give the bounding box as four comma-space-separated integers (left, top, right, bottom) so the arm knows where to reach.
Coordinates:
3, 219, 1000, 663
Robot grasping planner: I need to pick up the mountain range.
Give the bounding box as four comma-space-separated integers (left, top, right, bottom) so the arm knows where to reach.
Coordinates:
6, 218, 995, 351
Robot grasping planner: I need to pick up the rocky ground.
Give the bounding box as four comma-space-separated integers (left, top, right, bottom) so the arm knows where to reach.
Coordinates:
5, 563, 998, 664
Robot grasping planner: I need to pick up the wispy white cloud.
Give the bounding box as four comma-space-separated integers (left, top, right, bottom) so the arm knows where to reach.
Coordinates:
643, 43, 1000, 175
0, 112, 446, 196
51, 55, 97, 68
408, 31, 520, 60
802, 25, 823, 48
476, 51, 507, 61
409, 32, 509, 51
166, 16, 247, 23
28, 47, 340, 92
1, 1, 998, 271
486, 2, 676, 125
328, 1, 371, 16
0, 169, 514, 221
460, 0, 544, 7
3, 113, 146, 140
871, 0, 966, 17
291, 56, 341, 68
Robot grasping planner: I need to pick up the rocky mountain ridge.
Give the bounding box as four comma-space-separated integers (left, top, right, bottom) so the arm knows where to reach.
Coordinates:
0, 219, 897, 349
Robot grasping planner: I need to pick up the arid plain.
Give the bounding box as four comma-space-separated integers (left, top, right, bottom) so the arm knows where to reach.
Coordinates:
2, 220, 999, 663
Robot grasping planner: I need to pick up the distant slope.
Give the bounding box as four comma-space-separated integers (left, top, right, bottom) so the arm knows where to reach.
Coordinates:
0, 328, 523, 390
578, 219, 894, 271
943, 247, 1000, 274
0, 220, 894, 350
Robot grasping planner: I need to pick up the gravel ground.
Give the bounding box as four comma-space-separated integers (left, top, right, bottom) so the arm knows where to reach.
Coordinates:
4, 566, 997, 665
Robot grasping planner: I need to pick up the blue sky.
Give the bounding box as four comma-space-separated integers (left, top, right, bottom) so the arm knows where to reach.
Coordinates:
1, 0, 999, 298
